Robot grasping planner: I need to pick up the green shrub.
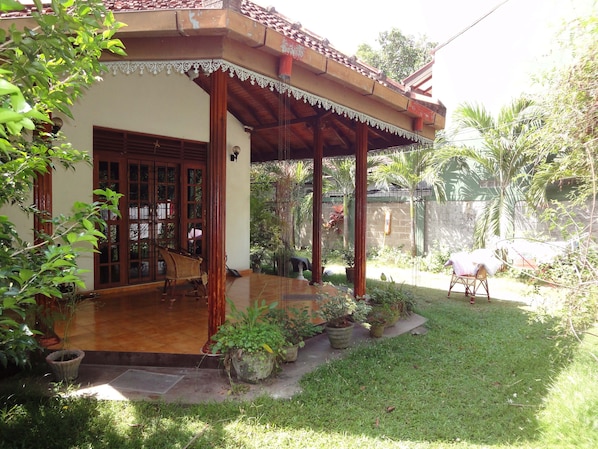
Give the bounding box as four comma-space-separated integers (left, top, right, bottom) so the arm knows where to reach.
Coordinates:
317, 286, 371, 328
265, 306, 320, 346
211, 299, 286, 355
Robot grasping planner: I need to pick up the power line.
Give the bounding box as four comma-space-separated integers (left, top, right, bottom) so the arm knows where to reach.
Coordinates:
434, 0, 512, 53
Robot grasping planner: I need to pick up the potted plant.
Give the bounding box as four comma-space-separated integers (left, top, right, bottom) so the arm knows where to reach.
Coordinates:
368, 274, 415, 327
316, 285, 371, 349
211, 298, 286, 383
342, 247, 356, 282
265, 306, 320, 362
366, 306, 388, 338
45, 282, 86, 382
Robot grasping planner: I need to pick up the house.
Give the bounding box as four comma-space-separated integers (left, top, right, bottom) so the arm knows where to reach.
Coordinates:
1, 0, 445, 345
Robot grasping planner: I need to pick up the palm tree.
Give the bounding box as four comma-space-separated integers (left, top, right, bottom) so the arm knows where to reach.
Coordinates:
323, 156, 381, 248
372, 146, 447, 256
449, 98, 543, 248
251, 160, 313, 274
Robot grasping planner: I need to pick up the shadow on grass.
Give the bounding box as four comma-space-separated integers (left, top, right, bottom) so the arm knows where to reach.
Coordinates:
0, 279, 578, 448
264, 283, 576, 446
185, 283, 576, 448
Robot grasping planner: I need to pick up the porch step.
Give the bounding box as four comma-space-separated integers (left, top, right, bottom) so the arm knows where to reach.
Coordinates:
82, 351, 222, 369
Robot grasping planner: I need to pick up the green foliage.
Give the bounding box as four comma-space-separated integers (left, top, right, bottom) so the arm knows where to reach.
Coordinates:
536, 246, 598, 331
372, 147, 448, 256
265, 306, 320, 346
371, 245, 412, 268
211, 299, 286, 355
323, 156, 381, 248
356, 28, 435, 82
421, 241, 453, 273
0, 189, 122, 368
250, 164, 284, 268
340, 246, 355, 267
368, 274, 415, 314
527, 12, 598, 337
0, 0, 125, 368
2, 275, 592, 448
529, 14, 598, 208
316, 285, 371, 328
443, 98, 544, 248
250, 161, 313, 263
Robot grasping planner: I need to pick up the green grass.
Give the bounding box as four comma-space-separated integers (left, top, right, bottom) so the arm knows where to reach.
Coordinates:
1, 277, 597, 448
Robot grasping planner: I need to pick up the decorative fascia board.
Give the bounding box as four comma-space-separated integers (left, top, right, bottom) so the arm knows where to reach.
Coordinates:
104, 59, 431, 144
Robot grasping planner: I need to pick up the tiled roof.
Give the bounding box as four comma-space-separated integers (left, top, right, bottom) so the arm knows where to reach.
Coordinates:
4, 0, 411, 95
240, 1, 410, 93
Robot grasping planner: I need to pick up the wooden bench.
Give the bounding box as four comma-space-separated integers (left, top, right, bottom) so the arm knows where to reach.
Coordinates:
158, 247, 207, 304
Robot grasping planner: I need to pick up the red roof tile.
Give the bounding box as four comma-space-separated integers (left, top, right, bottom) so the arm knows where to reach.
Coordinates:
3, 0, 415, 95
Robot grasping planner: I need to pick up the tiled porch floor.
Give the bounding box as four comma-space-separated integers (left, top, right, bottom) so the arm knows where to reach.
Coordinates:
49, 273, 331, 355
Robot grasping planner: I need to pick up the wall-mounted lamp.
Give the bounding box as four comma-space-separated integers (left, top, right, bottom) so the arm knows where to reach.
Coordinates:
230, 145, 241, 162
51, 117, 63, 135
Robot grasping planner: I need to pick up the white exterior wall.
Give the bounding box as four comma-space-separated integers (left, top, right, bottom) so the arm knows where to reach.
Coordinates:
52, 70, 251, 288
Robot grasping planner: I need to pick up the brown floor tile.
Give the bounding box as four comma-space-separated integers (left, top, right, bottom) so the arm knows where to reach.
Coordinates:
49, 274, 329, 355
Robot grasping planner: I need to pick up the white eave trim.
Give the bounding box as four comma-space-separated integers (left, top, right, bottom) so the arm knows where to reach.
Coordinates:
103, 59, 431, 145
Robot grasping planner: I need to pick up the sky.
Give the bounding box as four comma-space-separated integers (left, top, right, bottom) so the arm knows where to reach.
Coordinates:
253, 0, 511, 54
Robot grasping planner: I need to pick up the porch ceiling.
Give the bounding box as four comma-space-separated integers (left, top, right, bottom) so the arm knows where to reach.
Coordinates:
193, 73, 417, 163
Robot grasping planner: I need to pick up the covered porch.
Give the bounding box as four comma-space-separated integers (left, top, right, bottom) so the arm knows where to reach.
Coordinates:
3, 0, 446, 354
48, 273, 329, 360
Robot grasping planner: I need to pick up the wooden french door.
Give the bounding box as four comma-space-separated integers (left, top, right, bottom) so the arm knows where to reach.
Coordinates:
127, 159, 178, 283
94, 128, 207, 290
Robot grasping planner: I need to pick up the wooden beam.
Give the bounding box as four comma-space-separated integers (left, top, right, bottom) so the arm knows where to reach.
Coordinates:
251, 114, 316, 131
206, 69, 228, 347
354, 122, 368, 298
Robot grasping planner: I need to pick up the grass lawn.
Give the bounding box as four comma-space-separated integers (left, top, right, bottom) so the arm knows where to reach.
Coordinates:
1, 271, 597, 449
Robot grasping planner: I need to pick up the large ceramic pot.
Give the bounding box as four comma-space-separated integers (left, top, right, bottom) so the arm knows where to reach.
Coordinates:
345, 267, 355, 283
283, 344, 299, 363
385, 303, 404, 327
369, 323, 385, 338
229, 350, 276, 383
325, 323, 354, 349
46, 349, 85, 382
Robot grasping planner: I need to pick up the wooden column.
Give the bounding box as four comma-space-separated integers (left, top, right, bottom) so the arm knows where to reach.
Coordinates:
34, 124, 58, 346
33, 172, 53, 242
34, 122, 54, 242
354, 122, 368, 298
311, 118, 323, 284
207, 69, 228, 344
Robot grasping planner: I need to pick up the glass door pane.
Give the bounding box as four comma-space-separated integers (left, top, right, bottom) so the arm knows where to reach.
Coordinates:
127, 161, 179, 283
183, 165, 204, 258
128, 161, 152, 282
97, 159, 122, 287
